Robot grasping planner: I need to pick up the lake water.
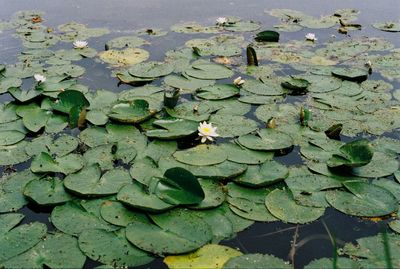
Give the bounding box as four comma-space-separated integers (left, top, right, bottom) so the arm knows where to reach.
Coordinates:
1, 0, 399, 268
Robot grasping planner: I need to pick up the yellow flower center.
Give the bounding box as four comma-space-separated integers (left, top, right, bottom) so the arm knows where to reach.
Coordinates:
202, 127, 211, 133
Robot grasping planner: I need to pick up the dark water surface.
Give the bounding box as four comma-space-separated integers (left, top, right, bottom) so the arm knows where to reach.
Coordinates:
1, 0, 399, 268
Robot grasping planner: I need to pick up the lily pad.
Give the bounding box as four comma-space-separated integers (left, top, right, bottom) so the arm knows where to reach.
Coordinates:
100, 200, 148, 227
233, 161, 288, 187
108, 100, 155, 123
51, 201, 117, 236
146, 119, 198, 139
126, 209, 213, 255
78, 229, 153, 267
227, 183, 277, 222
265, 189, 325, 224
184, 62, 234, 80
238, 129, 294, 151
64, 165, 132, 197
117, 183, 174, 212
128, 61, 174, 78
1, 232, 86, 268
327, 139, 374, 168
196, 84, 239, 100
0, 222, 47, 263
98, 48, 149, 66
23, 176, 73, 206
221, 142, 273, 165
326, 181, 398, 217
154, 167, 205, 205
223, 254, 291, 269
164, 244, 242, 269
173, 144, 227, 166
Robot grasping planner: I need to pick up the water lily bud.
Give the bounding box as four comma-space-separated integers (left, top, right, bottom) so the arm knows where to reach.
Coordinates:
267, 117, 276, 129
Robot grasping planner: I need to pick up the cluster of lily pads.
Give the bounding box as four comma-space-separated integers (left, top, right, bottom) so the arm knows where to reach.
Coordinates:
0, 8, 399, 269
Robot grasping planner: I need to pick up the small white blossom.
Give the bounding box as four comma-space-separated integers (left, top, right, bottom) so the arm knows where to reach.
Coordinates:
198, 121, 219, 143
305, 33, 317, 42
73, 40, 88, 49
34, 74, 46, 83
365, 60, 372, 68
216, 17, 228, 26
233, 76, 245, 86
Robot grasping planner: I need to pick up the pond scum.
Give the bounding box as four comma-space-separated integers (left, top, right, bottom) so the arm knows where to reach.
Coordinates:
0, 8, 399, 269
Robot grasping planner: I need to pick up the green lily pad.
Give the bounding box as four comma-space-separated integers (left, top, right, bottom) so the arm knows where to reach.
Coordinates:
8, 87, 43, 102
265, 189, 325, 224
146, 119, 198, 139
0, 77, 22, 94
154, 167, 205, 205
105, 35, 149, 49
326, 181, 399, 217
332, 67, 369, 82
126, 208, 212, 255
304, 257, 361, 269
196, 84, 239, 100
164, 244, 241, 269
117, 183, 174, 212
189, 179, 226, 209
227, 183, 277, 222
0, 141, 30, 166
255, 30, 280, 42
327, 139, 374, 168
342, 233, 400, 268
23, 176, 73, 206
223, 254, 291, 269
164, 74, 215, 92
351, 152, 399, 178
173, 144, 227, 166
372, 22, 400, 32
0, 222, 47, 263
64, 165, 132, 197
98, 48, 149, 66
1, 233, 86, 269
209, 114, 258, 138
31, 152, 85, 174
221, 142, 273, 165
233, 161, 288, 187
159, 157, 247, 181
0, 130, 25, 146
78, 229, 153, 267
51, 201, 117, 236
108, 100, 154, 123
238, 129, 294, 151
241, 79, 285, 96
16, 103, 50, 132
128, 61, 174, 78
100, 200, 148, 227
184, 62, 234, 80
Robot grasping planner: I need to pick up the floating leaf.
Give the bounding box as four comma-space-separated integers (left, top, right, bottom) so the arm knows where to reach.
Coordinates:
98, 48, 149, 66
173, 144, 227, 166
223, 254, 291, 269
255, 30, 280, 42
78, 229, 153, 267
327, 139, 374, 168
238, 129, 293, 151
265, 189, 325, 224
23, 176, 73, 206
126, 209, 212, 255
145, 119, 198, 139
233, 161, 288, 187
155, 167, 205, 205
326, 181, 398, 217
108, 100, 154, 123
64, 165, 132, 197
164, 244, 242, 269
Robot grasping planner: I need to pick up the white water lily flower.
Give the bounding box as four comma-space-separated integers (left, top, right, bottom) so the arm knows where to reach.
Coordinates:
198, 121, 219, 143
233, 76, 245, 86
216, 17, 227, 26
305, 33, 317, 42
365, 60, 372, 68
34, 74, 46, 83
73, 40, 88, 49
